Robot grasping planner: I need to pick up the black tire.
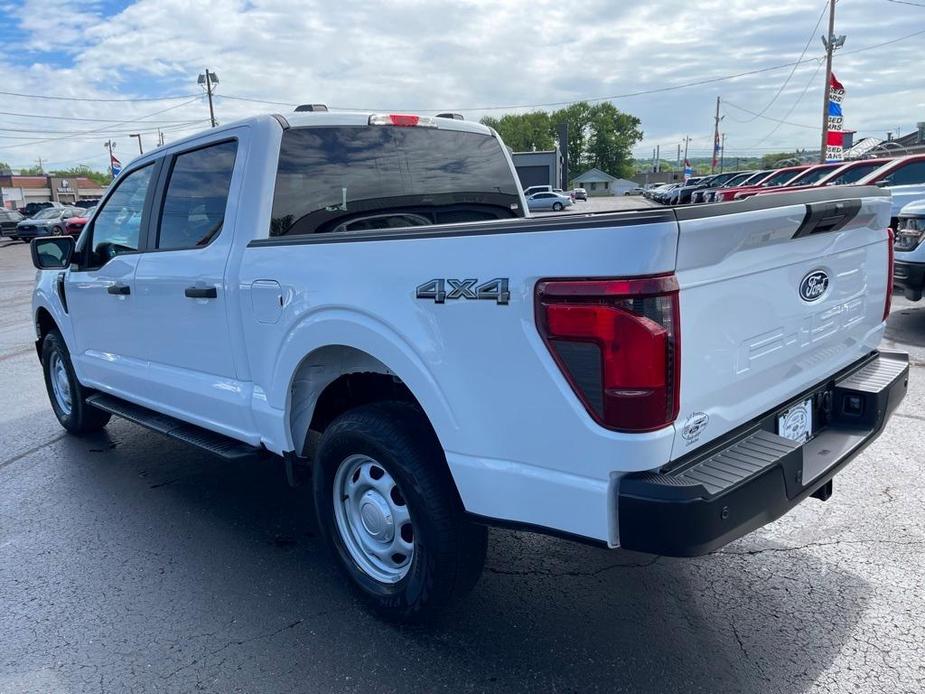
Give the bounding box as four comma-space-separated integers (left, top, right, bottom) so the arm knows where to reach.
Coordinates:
552, 202, 563, 211
313, 401, 487, 622
52, 226, 64, 236
42, 330, 111, 434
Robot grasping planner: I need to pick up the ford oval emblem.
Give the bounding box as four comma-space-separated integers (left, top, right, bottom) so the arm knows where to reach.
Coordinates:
799, 270, 829, 302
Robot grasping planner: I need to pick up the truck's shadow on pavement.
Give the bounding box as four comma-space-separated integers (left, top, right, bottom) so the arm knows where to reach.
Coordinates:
885, 301, 925, 348
2, 418, 870, 693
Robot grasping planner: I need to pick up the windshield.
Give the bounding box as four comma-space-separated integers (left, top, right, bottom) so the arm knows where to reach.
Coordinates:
760, 169, 805, 187
270, 126, 522, 237
721, 173, 752, 187
33, 208, 59, 219
788, 165, 840, 186
823, 162, 885, 185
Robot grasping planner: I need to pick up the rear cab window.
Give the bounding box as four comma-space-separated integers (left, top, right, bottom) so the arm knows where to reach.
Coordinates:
269, 125, 523, 237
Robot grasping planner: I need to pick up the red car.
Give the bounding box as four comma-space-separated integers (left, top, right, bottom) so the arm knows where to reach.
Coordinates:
715, 165, 811, 202
63, 206, 95, 236
753, 158, 893, 198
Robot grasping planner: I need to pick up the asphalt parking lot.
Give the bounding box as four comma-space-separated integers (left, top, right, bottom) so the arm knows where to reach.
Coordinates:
1, 237, 923, 693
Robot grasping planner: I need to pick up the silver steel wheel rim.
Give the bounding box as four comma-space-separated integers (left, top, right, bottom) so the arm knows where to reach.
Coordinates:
333, 454, 415, 584
49, 352, 72, 415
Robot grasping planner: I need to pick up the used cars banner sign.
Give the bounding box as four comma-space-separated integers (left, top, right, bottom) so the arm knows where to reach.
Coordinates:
825, 74, 845, 162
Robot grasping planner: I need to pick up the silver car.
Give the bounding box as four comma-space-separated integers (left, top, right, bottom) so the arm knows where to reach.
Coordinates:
526, 191, 574, 212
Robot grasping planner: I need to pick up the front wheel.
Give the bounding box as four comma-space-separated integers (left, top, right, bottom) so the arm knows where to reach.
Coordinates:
313, 402, 487, 622
52, 226, 64, 236
42, 330, 111, 434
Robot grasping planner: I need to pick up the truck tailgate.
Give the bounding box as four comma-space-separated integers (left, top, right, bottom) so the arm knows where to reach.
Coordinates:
671, 187, 892, 458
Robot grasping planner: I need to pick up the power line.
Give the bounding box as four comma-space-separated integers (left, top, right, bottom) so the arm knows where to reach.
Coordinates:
0, 89, 198, 103
885, 0, 925, 7
0, 98, 202, 151
734, 0, 829, 123
0, 109, 208, 124
750, 58, 826, 147
0, 119, 206, 135
723, 100, 819, 129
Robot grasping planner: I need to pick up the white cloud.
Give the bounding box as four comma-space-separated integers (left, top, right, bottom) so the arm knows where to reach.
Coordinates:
0, 0, 923, 169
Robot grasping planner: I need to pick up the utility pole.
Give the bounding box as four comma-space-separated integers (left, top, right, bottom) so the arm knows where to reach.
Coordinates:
676, 144, 681, 173
104, 140, 116, 176
819, 0, 839, 163
711, 96, 721, 173
655, 144, 660, 173
199, 69, 219, 128
129, 133, 143, 155
720, 133, 726, 173
682, 136, 692, 180
34, 157, 44, 174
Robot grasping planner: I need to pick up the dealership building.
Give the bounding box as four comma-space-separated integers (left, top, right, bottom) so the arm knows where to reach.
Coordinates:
0, 174, 106, 210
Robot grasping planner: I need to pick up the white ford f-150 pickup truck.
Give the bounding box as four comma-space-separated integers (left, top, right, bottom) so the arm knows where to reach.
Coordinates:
30, 110, 908, 621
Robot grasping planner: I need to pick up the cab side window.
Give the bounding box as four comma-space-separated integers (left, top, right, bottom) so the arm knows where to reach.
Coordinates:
88, 164, 155, 266
157, 140, 237, 250
888, 162, 925, 186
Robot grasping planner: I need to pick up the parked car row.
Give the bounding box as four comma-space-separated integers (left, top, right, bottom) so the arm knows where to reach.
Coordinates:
647, 154, 925, 221
1, 205, 91, 242
523, 184, 589, 212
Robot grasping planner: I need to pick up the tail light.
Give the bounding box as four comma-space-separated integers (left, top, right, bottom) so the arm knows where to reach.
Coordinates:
535, 275, 680, 432
884, 227, 895, 322
368, 113, 437, 128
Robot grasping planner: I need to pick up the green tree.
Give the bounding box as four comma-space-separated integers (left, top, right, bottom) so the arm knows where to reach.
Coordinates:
480, 111, 554, 152
482, 101, 643, 180
49, 165, 111, 187
585, 102, 643, 179
759, 151, 802, 168
551, 101, 592, 173
0, 161, 11, 173
18, 164, 44, 175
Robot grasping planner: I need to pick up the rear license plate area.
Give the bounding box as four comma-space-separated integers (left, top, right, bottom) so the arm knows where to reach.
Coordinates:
777, 397, 814, 444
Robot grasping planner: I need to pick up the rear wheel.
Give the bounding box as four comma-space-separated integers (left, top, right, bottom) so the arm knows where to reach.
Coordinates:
552, 202, 563, 211
313, 402, 487, 622
42, 330, 111, 434
52, 226, 64, 236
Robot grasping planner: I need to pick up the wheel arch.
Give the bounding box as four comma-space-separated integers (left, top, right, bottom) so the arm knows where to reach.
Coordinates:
265, 310, 459, 463
34, 305, 59, 361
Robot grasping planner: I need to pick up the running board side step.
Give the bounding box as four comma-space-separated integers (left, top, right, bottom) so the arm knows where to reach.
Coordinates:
86, 393, 261, 462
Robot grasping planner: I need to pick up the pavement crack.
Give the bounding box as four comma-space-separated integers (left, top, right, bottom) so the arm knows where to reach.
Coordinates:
486, 556, 660, 577
160, 619, 307, 681
730, 621, 750, 661
718, 538, 925, 556
0, 433, 68, 473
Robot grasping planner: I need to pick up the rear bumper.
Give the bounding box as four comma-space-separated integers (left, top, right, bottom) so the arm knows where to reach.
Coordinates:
618, 351, 909, 556
894, 260, 925, 300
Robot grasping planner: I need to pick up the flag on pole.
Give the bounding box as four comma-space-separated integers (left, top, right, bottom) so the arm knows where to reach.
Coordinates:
683, 159, 693, 182
110, 153, 122, 177
825, 74, 846, 162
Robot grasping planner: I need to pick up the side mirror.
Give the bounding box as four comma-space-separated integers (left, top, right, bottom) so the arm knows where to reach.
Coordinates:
31, 236, 75, 270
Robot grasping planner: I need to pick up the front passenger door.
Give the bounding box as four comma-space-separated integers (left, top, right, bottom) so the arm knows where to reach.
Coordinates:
65, 162, 158, 396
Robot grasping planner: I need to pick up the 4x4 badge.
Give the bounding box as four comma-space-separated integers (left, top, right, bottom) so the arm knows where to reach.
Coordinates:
416, 278, 510, 305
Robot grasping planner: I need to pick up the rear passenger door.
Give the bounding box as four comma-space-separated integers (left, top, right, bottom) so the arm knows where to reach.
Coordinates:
132, 136, 252, 437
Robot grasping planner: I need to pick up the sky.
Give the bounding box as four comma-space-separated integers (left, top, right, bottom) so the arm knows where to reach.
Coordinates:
0, 0, 922, 172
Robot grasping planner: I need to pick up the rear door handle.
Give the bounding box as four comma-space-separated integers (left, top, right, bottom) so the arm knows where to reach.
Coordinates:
185, 285, 218, 299
107, 282, 130, 295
